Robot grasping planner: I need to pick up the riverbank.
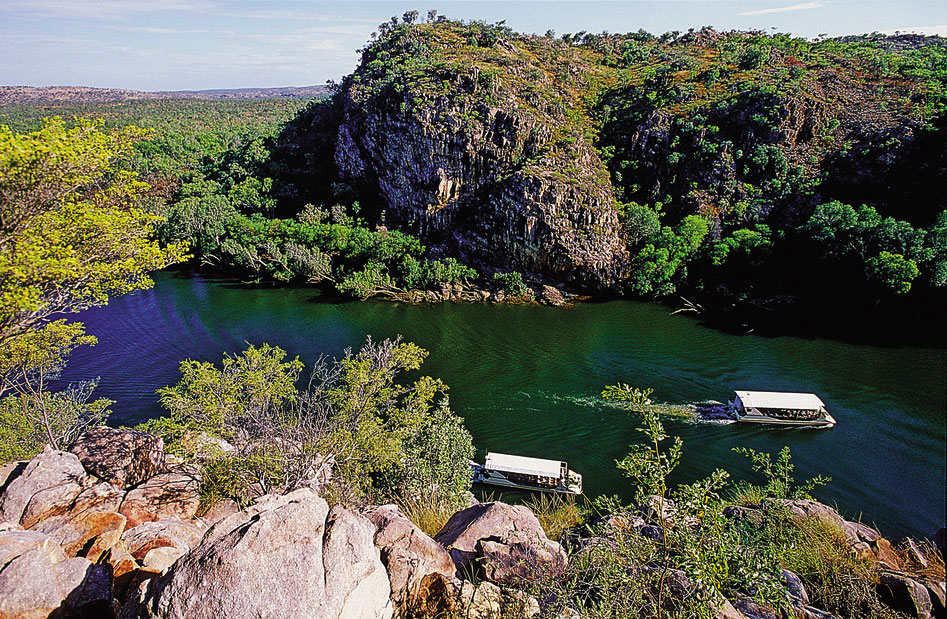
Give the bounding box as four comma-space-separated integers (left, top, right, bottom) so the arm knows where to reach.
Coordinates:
1, 431, 944, 618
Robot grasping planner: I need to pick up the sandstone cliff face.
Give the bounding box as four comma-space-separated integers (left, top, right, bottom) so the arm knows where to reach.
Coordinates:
334, 36, 627, 290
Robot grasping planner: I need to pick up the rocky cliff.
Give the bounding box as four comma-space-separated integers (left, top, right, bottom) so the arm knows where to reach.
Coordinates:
332, 22, 628, 290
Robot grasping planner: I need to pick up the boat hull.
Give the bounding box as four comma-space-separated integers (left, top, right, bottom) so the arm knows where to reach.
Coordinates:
471, 463, 582, 494
734, 412, 837, 428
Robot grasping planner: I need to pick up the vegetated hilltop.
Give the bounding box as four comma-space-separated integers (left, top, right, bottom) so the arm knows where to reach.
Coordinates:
0, 85, 328, 105
271, 16, 945, 323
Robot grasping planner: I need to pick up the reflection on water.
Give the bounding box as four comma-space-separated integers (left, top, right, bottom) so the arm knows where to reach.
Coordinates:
60, 269, 946, 538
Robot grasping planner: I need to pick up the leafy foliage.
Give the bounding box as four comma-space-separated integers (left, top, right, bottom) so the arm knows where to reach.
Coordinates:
141, 337, 474, 507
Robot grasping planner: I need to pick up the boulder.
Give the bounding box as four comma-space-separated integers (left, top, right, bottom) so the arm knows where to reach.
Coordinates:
71, 481, 125, 515
0, 461, 26, 494
870, 538, 902, 570
201, 498, 240, 524
722, 505, 765, 528
434, 501, 567, 584
364, 504, 458, 616
121, 488, 392, 619
712, 598, 746, 619
840, 520, 882, 545
923, 580, 946, 619
0, 538, 112, 618
70, 427, 165, 489
541, 285, 567, 306
121, 519, 205, 560
141, 546, 184, 572
730, 594, 778, 619
0, 527, 66, 567
0, 447, 87, 528
935, 528, 946, 563
457, 580, 502, 619
782, 569, 809, 605
878, 571, 933, 618
119, 467, 200, 528
900, 538, 932, 570
771, 499, 844, 528
33, 510, 127, 561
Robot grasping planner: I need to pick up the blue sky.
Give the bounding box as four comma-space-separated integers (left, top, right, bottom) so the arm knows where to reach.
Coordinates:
2, 1, 945, 91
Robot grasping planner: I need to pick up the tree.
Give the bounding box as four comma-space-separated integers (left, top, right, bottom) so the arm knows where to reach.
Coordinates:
0, 118, 184, 462
866, 251, 920, 294
0, 118, 188, 343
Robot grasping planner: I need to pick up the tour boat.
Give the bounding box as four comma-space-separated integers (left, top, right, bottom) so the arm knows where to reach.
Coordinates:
471, 452, 583, 494
727, 390, 836, 428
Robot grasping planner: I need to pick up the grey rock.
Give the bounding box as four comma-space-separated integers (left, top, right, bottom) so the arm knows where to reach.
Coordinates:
782, 568, 809, 605
0, 447, 86, 527
0, 541, 112, 619
0, 461, 27, 495
141, 546, 184, 573
70, 427, 165, 489
120, 519, 205, 560
878, 571, 933, 618
119, 467, 200, 528
434, 501, 567, 584
364, 504, 458, 615
0, 527, 66, 567
122, 488, 392, 619
457, 580, 502, 619
730, 594, 778, 619
723, 505, 765, 528
200, 499, 240, 525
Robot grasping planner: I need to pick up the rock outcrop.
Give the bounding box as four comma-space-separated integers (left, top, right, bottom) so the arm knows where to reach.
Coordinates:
70, 427, 165, 489
0, 528, 112, 618
0, 447, 86, 528
121, 488, 392, 619
335, 26, 627, 291
365, 504, 458, 616
435, 501, 567, 584
118, 468, 200, 528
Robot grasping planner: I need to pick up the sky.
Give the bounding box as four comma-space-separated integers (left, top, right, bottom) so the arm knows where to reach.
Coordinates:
2, 0, 945, 91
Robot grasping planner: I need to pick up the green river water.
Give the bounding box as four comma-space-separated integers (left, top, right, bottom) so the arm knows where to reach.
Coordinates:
59, 270, 946, 539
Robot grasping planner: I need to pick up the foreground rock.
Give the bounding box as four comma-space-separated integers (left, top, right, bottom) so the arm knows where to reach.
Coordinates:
118, 467, 200, 528
0, 447, 86, 528
0, 528, 112, 618
70, 427, 166, 489
435, 501, 567, 585
122, 488, 392, 619
365, 504, 458, 617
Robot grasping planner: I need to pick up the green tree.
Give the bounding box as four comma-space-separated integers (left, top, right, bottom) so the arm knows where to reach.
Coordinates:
866, 251, 920, 294
0, 118, 187, 342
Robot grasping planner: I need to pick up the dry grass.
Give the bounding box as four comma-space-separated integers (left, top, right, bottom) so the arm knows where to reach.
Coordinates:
524, 493, 585, 541
397, 493, 464, 538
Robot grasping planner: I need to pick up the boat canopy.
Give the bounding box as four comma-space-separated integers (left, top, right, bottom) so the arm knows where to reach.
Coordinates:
484, 452, 564, 478
735, 391, 825, 410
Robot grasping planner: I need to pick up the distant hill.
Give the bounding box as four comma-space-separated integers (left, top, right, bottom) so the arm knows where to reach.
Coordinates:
0, 85, 328, 105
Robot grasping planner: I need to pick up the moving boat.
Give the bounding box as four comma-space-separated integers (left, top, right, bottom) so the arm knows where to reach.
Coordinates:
728, 390, 836, 428
471, 452, 583, 494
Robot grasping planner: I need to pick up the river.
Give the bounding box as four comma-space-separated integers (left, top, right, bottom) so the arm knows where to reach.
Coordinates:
58, 269, 946, 539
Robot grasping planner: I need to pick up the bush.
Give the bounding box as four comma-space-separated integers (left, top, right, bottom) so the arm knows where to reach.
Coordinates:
143, 336, 475, 508
492, 271, 530, 296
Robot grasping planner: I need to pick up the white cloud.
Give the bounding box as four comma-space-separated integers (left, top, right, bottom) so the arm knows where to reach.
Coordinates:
879, 25, 947, 36
739, 2, 822, 17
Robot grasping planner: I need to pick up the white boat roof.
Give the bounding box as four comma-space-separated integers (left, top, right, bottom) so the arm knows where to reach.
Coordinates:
485, 453, 564, 478
735, 390, 825, 410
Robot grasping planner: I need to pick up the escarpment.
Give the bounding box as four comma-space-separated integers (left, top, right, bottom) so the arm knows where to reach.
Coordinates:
333, 28, 627, 290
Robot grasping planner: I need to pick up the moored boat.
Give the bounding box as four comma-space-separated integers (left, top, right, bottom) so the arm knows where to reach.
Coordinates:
728, 390, 836, 427
471, 452, 583, 494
